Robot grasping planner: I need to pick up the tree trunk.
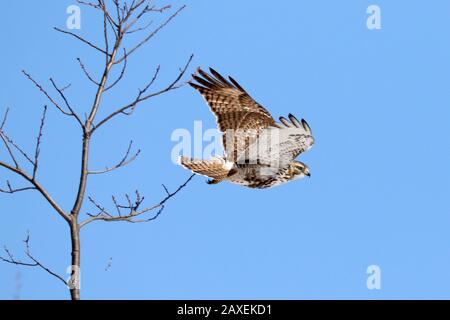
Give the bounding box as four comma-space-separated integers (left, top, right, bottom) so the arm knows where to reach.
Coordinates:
69, 220, 81, 300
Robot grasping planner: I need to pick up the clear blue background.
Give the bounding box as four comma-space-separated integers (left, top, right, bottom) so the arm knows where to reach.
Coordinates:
1, 0, 450, 299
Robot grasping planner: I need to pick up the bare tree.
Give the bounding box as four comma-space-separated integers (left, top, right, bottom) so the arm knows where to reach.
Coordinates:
0, 0, 194, 300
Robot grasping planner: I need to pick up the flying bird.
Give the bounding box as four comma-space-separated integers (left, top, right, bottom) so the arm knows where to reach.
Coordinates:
180, 67, 314, 189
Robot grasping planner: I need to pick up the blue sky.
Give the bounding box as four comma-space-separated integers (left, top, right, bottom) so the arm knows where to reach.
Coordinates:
1, 0, 450, 299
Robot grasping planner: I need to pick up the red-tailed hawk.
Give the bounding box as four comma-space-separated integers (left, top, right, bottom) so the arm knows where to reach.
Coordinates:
180, 67, 314, 189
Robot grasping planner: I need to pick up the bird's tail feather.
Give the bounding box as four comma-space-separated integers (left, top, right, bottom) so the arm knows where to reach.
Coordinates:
179, 157, 234, 181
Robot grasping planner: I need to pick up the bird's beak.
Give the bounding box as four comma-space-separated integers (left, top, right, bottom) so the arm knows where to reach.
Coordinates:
306, 172, 311, 177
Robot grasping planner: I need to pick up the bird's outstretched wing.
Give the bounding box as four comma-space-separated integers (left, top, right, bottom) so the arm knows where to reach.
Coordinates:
238, 114, 314, 169
274, 114, 314, 166
189, 68, 276, 160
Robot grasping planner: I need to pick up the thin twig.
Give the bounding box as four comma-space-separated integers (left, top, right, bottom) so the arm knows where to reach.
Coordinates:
32, 106, 47, 179
79, 173, 195, 228
22, 70, 83, 126
49, 79, 83, 127
0, 180, 36, 194
88, 140, 140, 174
1, 108, 9, 130
122, 4, 171, 34
125, 19, 153, 34
115, 5, 186, 64
0, 161, 70, 222
0, 130, 34, 166
0, 132, 20, 169
77, 58, 100, 86
0, 233, 67, 286
87, 196, 112, 217
54, 27, 111, 56
76, 0, 99, 9
93, 54, 193, 132
105, 48, 128, 91
103, 5, 110, 60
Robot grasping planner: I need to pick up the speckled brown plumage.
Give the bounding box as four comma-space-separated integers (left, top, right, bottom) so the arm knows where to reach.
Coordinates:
181, 68, 314, 189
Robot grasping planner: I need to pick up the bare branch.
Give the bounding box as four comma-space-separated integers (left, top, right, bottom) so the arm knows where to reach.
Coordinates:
104, 48, 128, 91
92, 54, 193, 132
111, 195, 121, 216
54, 27, 110, 56
69, 18, 127, 217
77, 58, 100, 86
22, 70, 82, 125
49, 79, 84, 127
0, 129, 20, 169
89, 0, 119, 38
90, 63, 159, 132
0, 129, 34, 166
0, 117, 20, 169
87, 196, 112, 217
115, 5, 186, 64
112, 0, 123, 23
60, 83, 72, 91
76, 0, 100, 9
103, 5, 110, 58
0, 233, 67, 286
1, 246, 36, 267
88, 140, 140, 175
145, 4, 172, 14
0, 106, 69, 222
0, 107, 9, 130
0, 161, 70, 223
157, 174, 195, 206
0, 180, 36, 194
85, 203, 165, 225
122, 4, 171, 34
122, 0, 148, 25
161, 183, 170, 196
125, 19, 153, 34
21, 70, 62, 109
1, 105, 47, 178
32, 106, 47, 179
79, 173, 195, 228
2, 1, 196, 300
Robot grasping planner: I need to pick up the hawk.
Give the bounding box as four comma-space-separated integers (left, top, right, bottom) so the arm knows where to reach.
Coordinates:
180, 67, 314, 189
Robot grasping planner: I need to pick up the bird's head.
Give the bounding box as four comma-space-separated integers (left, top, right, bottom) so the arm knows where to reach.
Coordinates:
291, 161, 310, 178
